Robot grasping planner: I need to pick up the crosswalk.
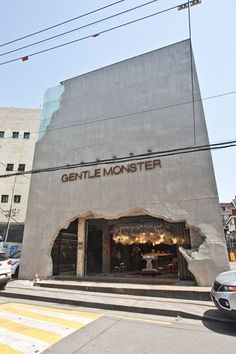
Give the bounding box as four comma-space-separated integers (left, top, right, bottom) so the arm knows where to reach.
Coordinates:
0, 301, 101, 353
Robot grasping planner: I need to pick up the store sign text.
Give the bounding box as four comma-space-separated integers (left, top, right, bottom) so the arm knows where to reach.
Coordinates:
61, 159, 161, 183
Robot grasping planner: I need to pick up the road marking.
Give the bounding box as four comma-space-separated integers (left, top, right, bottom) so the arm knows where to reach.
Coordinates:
15, 303, 171, 326
0, 342, 23, 354
0, 327, 49, 353
0, 309, 75, 336
1, 304, 92, 329
11, 306, 98, 325
11, 302, 171, 326
0, 302, 102, 353
105, 314, 172, 325
0, 317, 61, 344
11, 302, 100, 320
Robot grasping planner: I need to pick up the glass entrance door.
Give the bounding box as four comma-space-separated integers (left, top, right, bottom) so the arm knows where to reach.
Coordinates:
86, 222, 103, 275
51, 219, 78, 276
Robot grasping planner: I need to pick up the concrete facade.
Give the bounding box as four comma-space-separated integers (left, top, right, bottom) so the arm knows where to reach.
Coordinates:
0, 107, 41, 241
20, 40, 229, 285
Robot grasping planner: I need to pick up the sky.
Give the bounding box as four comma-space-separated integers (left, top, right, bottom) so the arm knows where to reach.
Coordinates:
0, 0, 235, 202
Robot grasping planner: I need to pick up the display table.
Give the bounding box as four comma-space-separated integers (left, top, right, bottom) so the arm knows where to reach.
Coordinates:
142, 255, 158, 272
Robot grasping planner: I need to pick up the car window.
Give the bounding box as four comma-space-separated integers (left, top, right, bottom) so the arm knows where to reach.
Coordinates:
0, 253, 7, 261
10, 251, 21, 259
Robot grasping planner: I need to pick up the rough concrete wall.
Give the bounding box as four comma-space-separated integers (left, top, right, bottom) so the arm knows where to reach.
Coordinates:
20, 40, 229, 285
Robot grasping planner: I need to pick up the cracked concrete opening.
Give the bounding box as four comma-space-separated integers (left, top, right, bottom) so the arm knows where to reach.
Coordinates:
49, 213, 194, 283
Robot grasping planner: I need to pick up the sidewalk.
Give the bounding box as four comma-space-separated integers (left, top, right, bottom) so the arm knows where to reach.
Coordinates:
0, 280, 235, 324
230, 261, 236, 270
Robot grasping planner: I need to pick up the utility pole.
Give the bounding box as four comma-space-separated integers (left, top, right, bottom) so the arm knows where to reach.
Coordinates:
4, 175, 17, 242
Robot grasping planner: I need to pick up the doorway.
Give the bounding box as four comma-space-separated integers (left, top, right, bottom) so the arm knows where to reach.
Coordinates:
51, 219, 78, 276
109, 216, 192, 279
86, 221, 103, 274
85, 215, 192, 281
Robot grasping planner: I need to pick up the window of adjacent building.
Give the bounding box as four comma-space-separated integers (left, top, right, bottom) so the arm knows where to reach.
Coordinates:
14, 195, 21, 203
1, 195, 9, 203
6, 163, 14, 171
12, 131, 19, 139
0, 131, 5, 138
18, 164, 25, 172
23, 132, 30, 139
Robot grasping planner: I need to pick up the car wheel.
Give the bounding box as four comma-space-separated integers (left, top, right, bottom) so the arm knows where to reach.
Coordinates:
0, 281, 7, 290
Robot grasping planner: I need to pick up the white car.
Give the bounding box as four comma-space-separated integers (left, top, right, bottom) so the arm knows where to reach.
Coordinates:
211, 270, 236, 316
9, 250, 21, 278
0, 252, 12, 290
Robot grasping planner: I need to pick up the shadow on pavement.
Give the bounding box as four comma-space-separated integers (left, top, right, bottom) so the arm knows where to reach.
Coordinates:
203, 309, 236, 336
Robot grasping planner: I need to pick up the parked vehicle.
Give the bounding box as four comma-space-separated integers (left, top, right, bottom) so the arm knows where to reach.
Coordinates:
9, 250, 21, 278
0, 252, 12, 290
211, 270, 236, 316
0, 242, 22, 257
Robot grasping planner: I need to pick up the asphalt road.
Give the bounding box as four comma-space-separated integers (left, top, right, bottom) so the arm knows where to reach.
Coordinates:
0, 298, 235, 354
45, 310, 236, 354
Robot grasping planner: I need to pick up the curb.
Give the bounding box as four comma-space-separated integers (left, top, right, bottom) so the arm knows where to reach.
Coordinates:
35, 282, 211, 301
0, 290, 235, 324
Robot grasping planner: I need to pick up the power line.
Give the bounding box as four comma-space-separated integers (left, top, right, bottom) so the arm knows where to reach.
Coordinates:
0, 138, 31, 181
0, 161, 30, 180
0, 205, 21, 226
35, 88, 236, 126
4, 176, 17, 241
0, 139, 235, 179
0, 0, 125, 48
0, 0, 160, 58
0, 4, 180, 66
187, 0, 196, 145
19, 89, 236, 137
0, 88, 236, 140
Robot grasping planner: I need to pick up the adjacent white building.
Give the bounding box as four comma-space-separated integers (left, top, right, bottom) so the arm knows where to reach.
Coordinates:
0, 107, 41, 242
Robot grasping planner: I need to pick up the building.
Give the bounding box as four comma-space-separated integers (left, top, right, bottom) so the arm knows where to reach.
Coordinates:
220, 202, 236, 233
226, 211, 236, 235
225, 211, 236, 262
224, 201, 236, 261
233, 196, 236, 209
20, 40, 229, 286
219, 197, 236, 261
0, 107, 41, 243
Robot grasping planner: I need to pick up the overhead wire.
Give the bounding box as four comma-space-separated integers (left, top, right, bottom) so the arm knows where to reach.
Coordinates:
0, 0, 232, 226
0, 1, 233, 178
1, 88, 236, 140
0, 147, 31, 233
0, 0, 126, 48
32, 87, 236, 125
0, 0, 161, 58
4, 175, 18, 241
0, 161, 31, 181
0, 139, 235, 179
0, 205, 21, 226
0, 3, 180, 66
187, 0, 196, 146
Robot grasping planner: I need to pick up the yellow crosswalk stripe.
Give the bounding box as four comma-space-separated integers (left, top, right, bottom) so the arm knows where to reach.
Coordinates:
0, 302, 102, 353
0, 304, 89, 329
0, 343, 23, 354
0, 317, 61, 345
10, 302, 101, 320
